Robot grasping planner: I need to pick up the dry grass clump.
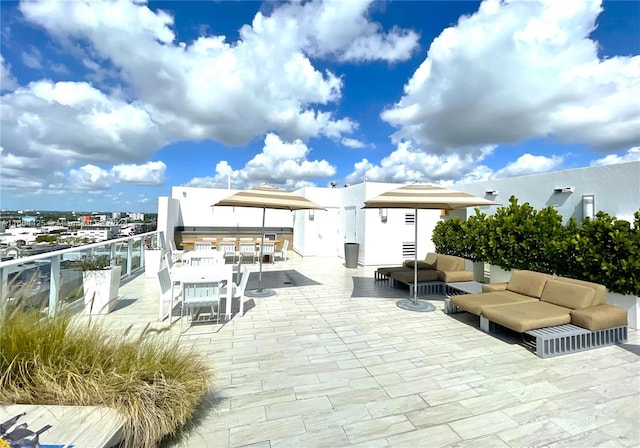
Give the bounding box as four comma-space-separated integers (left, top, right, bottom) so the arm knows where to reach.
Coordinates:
0, 301, 213, 447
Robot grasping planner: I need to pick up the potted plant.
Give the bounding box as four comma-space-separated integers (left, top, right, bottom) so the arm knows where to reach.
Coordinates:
144, 236, 163, 278
74, 255, 121, 315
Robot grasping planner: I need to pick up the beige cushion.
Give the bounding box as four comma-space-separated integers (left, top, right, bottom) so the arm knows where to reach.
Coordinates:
555, 276, 607, 306
439, 270, 474, 282
482, 301, 572, 333
435, 254, 464, 272
506, 270, 549, 298
377, 266, 409, 276
540, 280, 595, 309
571, 305, 627, 331
391, 269, 439, 284
450, 291, 538, 316
425, 252, 438, 266
482, 283, 508, 292
404, 260, 435, 270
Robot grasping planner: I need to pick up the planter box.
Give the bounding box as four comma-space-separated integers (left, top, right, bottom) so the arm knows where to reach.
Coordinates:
144, 249, 163, 278
83, 265, 122, 315
487, 264, 512, 284
606, 292, 639, 330
473, 261, 486, 283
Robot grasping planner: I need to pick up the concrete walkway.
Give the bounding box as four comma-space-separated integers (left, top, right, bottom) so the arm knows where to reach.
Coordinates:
109, 255, 639, 448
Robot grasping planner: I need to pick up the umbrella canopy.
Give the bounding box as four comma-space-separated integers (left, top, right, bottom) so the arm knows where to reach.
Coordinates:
214, 185, 326, 211
363, 183, 498, 210
363, 183, 498, 311
214, 185, 325, 297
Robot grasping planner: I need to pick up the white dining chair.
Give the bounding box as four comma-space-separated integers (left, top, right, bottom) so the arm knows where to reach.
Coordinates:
239, 242, 257, 263
259, 242, 276, 264
194, 241, 213, 251
218, 241, 237, 264
275, 239, 289, 261
169, 239, 184, 264
222, 264, 251, 316
180, 280, 222, 334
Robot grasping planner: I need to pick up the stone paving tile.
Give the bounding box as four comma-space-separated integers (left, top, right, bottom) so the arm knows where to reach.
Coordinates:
547, 407, 616, 436
270, 427, 349, 448
343, 414, 415, 445
446, 434, 510, 448
386, 424, 461, 447
365, 394, 429, 419
448, 410, 518, 439
547, 429, 628, 448
265, 396, 333, 420
229, 416, 306, 447
111, 256, 639, 448
496, 419, 571, 447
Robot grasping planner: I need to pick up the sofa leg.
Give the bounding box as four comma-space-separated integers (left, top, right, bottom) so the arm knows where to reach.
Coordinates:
480, 316, 495, 333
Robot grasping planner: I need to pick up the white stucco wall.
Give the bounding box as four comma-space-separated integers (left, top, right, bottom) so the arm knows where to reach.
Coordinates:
171, 186, 294, 229
454, 161, 640, 223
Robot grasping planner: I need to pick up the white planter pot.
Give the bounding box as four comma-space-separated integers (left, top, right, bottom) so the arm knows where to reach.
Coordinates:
606, 292, 639, 330
144, 249, 163, 278
473, 261, 486, 283
83, 265, 122, 315
463, 259, 487, 283
488, 264, 512, 283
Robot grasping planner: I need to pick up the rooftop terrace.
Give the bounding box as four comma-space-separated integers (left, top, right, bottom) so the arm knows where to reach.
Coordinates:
85, 254, 639, 448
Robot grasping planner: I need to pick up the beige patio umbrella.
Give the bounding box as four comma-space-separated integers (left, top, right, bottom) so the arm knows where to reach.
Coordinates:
214, 185, 325, 297
363, 183, 498, 311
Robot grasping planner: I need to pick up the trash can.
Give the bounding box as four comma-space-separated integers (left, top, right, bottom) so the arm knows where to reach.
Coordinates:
344, 242, 360, 268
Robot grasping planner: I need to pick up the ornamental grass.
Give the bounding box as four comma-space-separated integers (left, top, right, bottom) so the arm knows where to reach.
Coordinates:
0, 285, 213, 448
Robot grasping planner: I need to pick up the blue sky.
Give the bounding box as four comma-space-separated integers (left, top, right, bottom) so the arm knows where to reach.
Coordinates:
1, 0, 638, 213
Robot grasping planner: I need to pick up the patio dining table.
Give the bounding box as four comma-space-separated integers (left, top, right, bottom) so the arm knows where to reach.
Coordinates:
170, 265, 235, 321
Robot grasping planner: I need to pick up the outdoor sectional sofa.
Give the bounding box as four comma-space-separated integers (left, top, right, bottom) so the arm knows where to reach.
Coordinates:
445, 270, 628, 357
375, 252, 474, 285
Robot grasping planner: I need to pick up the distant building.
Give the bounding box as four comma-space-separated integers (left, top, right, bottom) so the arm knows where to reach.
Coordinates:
128, 212, 145, 221
112, 212, 122, 220
77, 225, 120, 242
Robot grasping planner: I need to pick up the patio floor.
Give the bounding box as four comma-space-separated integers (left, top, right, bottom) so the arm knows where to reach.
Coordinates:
94, 254, 639, 448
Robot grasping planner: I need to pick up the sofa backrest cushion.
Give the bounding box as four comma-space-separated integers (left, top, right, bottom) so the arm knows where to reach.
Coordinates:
425, 252, 438, 266
555, 277, 607, 306
506, 270, 549, 298
434, 254, 464, 272
404, 260, 435, 270
540, 279, 596, 309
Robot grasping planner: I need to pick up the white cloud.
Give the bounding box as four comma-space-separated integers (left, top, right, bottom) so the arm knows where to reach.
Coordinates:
1, 55, 18, 90
381, 0, 640, 154
494, 153, 564, 178
257, 0, 420, 63
111, 161, 167, 185
20, 45, 43, 69
186, 133, 335, 190
0, 80, 166, 192
590, 146, 640, 166
17, 0, 369, 147
344, 142, 495, 184
341, 137, 367, 149
69, 164, 112, 190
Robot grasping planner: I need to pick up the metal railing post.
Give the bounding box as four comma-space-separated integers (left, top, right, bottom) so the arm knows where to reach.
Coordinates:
49, 254, 61, 317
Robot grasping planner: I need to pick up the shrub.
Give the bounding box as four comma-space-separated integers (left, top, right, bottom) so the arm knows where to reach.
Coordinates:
568, 211, 640, 296
0, 300, 213, 447
432, 217, 465, 256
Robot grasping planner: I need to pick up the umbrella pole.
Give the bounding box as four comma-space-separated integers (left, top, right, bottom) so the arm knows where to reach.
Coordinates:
245, 207, 276, 298
395, 207, 434, 312
257, 207, 266, 291
414, 207, 418, 305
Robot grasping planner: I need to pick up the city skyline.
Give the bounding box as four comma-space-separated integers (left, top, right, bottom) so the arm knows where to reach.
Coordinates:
1, 0, 639, 212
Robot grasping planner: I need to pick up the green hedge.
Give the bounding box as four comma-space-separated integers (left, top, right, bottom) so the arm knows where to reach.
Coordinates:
432, 197, 640, 296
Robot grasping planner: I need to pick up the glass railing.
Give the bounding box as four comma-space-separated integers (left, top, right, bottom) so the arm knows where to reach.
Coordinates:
0, 231, 165, 317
